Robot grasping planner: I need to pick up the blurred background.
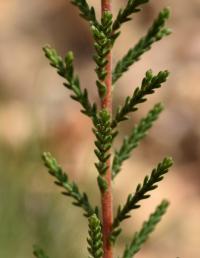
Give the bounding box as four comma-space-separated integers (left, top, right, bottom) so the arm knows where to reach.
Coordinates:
0, 0, 200, 257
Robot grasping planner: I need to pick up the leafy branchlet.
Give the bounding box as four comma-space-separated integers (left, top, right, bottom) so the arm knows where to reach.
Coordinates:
39, 0, 173, 257
112, 70, 169, 128
93, 109, 117, 192
92, 11, 113, 98
112, 103, 164, 179
122, 200, 169, 258
42, 152, 97, 217
112, 0, 149, 33
33, 246, 50, 258
43, 46, 97, 118
110, 157, 173, 243
71, 0, 98, 25
87, 214, 103, 258
112, 8, 171, 84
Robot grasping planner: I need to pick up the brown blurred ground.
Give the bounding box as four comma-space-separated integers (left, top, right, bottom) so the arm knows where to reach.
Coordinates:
0, 0, 200, 257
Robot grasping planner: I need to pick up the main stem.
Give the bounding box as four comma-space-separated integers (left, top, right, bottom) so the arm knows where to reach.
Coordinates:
101, 1, 113, 258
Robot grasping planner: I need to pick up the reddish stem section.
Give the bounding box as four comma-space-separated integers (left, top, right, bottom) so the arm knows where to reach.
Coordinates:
101, 52, 112, 112
101, 1, 113, 258
101, 0, 111, 14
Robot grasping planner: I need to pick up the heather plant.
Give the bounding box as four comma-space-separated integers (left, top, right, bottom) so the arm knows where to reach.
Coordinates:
33, 1, 173, 258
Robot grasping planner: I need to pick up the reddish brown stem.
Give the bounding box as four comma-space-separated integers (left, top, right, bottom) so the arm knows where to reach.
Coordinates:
101, 1, 113, 258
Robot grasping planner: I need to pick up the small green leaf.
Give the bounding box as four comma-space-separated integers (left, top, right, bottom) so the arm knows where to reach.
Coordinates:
97, 175, 108, 192
65, 51, 74, 64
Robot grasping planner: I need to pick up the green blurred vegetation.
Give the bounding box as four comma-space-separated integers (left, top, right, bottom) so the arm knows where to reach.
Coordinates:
0, 139, 91, 258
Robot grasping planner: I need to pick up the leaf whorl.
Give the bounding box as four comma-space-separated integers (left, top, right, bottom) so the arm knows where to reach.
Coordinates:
93, 109, 117, 191
87, 214, 103, 258
91, 11, 113, 98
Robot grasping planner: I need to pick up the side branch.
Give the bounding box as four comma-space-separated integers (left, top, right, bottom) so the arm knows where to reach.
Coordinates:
112, 0, 149, 33
110, 157, 173, 243
42, 152, 97, 218
122, 200, 169, 258
43, 46, 97, 119
111, 70, 169, 128
71, 0, 98, 25
112, 103, 163, 179
112, 8, 171, 84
